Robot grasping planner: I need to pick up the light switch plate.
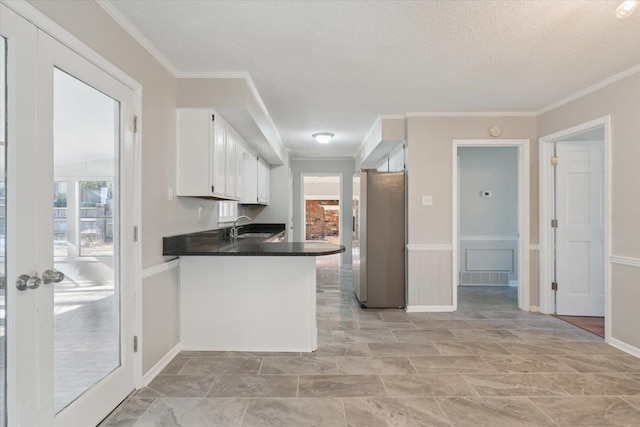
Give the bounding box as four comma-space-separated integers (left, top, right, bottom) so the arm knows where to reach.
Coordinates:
422, 195, 433, 206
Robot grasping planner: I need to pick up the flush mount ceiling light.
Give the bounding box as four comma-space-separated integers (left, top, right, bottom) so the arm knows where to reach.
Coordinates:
312, 132, 334, 144
616, 0, 638, 18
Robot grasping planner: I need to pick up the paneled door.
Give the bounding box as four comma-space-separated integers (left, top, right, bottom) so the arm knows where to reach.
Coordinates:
1, 5, 137, 426
555, 140, 605, 316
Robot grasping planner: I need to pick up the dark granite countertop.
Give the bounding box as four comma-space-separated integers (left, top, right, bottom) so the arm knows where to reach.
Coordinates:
163, 223, 345, 257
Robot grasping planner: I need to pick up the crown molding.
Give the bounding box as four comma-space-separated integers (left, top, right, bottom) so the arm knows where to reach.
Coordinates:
95, 0, 178, 76
536, 63, 640, 116
174, 71, 250, 79
405, 111, 537, 118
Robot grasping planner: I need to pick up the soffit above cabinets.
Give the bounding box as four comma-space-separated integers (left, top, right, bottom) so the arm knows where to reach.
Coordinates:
177, 77, 284, 166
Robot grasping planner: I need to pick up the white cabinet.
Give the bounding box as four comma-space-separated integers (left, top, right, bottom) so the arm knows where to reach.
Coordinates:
257, 157, 270, 205
241, 153, 270, 205
176, 108, 245, 200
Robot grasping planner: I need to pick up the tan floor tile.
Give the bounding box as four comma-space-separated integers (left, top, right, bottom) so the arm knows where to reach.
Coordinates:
531, 396, 640, 426
437, 397, 556, 427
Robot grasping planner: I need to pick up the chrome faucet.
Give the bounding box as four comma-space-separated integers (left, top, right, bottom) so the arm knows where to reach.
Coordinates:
231, 215, 252, 241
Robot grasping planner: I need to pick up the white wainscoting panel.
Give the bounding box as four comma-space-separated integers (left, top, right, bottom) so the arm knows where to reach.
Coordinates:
407, 247, 452, 309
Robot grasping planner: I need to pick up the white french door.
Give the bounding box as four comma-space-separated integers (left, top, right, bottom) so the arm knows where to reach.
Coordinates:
555, 140, 605, 316
2, 4, 137, 426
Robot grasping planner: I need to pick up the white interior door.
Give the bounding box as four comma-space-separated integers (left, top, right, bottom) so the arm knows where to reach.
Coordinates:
2, 6, 137, 426
555, 140, 605, 316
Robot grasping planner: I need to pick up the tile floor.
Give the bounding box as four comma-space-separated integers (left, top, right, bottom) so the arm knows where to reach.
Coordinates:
100, 268, 640, 427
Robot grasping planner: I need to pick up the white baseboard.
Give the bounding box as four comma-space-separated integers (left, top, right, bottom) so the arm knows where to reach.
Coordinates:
405, 305, 455, 313
609, 337, 640, 359
508, 280, 518, 287
529, 305, 540, 313
141, 343, 182, 387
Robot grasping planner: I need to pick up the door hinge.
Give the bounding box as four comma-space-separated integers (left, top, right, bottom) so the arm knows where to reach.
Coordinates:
551, 219, 558, 228
211, 114, 215, 122
551, 156, 558, 166
133, 336, 138, 353
133, 225, 138, 242
551, 281, 558, 291
133, 116, 139, 133
211, 185, 215, 193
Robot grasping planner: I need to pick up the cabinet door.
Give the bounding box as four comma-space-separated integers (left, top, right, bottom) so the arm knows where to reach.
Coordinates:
241, 152, 258, 203
212, 119, 226, 196
176, 109, 213, 197
235, 138, 244, 200
257, 158, 270, 205
225, 127, 236, 198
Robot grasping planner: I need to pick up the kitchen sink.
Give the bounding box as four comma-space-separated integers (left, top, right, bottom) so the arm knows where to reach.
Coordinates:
236, 232, 274, 239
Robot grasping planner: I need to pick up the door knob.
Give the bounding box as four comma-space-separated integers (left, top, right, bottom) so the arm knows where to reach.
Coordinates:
16, 273, 41, 291
42, 269, 65, 284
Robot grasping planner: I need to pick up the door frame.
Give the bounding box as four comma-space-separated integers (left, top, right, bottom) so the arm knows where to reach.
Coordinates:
2, 0, 144, 420
451, 139, 530, 311
538, 116, 612, 341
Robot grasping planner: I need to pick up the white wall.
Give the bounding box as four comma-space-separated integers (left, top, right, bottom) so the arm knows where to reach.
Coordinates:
293, 158, 354, 265
458, 147, 518, 236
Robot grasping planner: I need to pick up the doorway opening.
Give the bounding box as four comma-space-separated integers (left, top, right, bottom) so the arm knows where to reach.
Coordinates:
457, 146, 519, 311
302, 175, 341, 268
540, 118, 609, 339
452, 139, 530, 312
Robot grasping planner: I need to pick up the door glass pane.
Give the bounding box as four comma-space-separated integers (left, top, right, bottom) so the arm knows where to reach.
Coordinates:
53, 68, 120, 413
0, 35, 7, 427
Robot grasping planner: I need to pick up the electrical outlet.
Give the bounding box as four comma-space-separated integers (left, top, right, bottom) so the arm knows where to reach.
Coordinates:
422, 195, 433, 206
168, 186, 174, 201
198, 206, 203, 219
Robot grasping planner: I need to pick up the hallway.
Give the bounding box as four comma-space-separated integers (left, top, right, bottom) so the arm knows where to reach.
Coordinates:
101, 268, 640, 426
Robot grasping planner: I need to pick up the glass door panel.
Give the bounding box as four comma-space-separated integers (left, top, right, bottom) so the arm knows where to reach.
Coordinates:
52, 69, 121, 413
0, 35, 7, 427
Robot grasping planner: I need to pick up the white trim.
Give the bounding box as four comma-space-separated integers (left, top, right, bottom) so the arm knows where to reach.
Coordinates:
609, 337, 640, 360
405, 111, 537, 118
379, 114, 406, 120
610, 256, 640, 268
2, 0, 141, 91
537, 64, 640, 115
95, 0, 178, 76
141, 258, 181, 279
530, 244, 541, 251
452, 139, 530, 313
141, 343, 182, 387
406, 305, 455, 313
538, 116, 612, 344
406, 244, 453, 251
459, 235, 519, 241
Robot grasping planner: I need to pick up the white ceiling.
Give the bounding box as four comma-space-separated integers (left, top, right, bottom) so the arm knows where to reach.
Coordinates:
107, 0, 640, 158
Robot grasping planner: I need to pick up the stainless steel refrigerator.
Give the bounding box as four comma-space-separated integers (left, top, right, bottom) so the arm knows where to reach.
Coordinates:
353, 170, 406, 308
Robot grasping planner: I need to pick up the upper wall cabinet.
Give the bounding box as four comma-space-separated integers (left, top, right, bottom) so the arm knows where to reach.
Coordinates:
241, 153, 270, 205
176, 108, 244, 200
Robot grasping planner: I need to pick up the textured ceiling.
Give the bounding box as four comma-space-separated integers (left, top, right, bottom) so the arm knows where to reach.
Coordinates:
108, 0, 640, 158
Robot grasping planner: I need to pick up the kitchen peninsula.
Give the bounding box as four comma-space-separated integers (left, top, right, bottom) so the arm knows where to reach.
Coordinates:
163, 223, 344, 352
